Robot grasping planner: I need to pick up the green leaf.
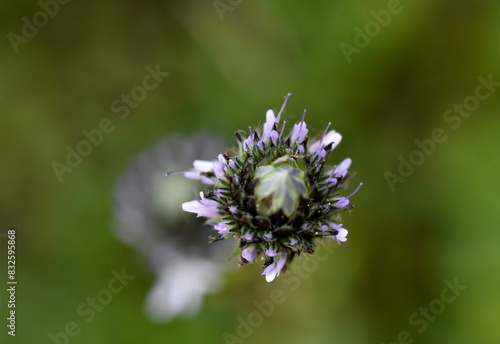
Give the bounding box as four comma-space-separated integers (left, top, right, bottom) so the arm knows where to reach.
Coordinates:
254, 164, 309, 217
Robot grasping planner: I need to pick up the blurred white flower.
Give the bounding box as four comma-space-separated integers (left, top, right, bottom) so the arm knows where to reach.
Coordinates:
113, 134, 234, 322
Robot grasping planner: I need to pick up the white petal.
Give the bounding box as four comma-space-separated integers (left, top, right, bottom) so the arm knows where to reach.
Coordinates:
291, 122, 308, 143
184, 170, 202, 180
184, 160, 216, 184
181, 200, 202, 214
144, 258, 223, 322
193, 160, 214, 172
265, 272, 277, 282
182, 199, 219, 218
323, 130, 342, 148
310, 130, 342, 152
266, 109, 276, 123
262, 110, 278, 142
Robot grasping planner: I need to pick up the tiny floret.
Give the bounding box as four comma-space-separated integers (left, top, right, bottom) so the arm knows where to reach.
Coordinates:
242, 246, 257, 262
262, 253, 287, 282
182, 192, 220, 219
181, 94, 361, 281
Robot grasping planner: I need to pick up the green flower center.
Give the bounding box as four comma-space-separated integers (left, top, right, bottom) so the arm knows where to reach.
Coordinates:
254, 162, 309, 217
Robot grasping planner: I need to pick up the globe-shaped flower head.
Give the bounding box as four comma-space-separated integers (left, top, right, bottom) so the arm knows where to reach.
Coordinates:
182, 94, 362, 282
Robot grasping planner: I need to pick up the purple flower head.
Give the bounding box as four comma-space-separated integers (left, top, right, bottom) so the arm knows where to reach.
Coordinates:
179, 94, 361, 282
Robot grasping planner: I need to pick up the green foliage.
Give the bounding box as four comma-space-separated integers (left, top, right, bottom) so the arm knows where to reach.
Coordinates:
1, 1, 500, 343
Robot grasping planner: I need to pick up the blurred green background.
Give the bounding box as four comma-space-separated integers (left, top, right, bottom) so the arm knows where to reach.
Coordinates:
1, 0, 500, 343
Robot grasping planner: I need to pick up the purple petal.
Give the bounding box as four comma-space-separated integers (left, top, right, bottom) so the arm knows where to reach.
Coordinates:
329, 222, 344, 231
327, 227, 348, 244
244, 233, 253, 241
265, 248, 278, 257
214, 221, 229, 234
333, 158, 352, 178
243, 134, 254, 149
316, 148, 327, 159
182, 200, 219, 218
333, 197, 349, 208
213, 154, 226, 179
262, 253, 287, 282
290, 121, 308, 143
182, 192, 220, 218
297, 145, 305, 155
184, 159, 216, 185
327, 177, 338, 186
242, 246, 257, 262
310, 130, 342, 153
215, 188, 223, 198
337, 228, 348, 242
270, 130, 279, 145
262, 110, 278, 142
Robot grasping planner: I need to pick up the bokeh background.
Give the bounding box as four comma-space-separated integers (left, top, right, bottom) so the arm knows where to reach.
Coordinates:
1, 0, 500, 343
